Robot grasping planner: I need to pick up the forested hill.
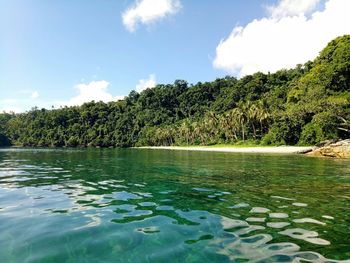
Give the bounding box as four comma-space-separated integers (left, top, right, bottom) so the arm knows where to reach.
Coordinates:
1, 35, 349, 148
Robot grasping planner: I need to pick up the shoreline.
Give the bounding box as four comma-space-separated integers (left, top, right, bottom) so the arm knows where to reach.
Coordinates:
2, 145, 316, 155
137, 146, 315, 154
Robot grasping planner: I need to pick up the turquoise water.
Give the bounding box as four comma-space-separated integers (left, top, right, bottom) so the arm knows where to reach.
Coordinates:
0, 148, 350, 262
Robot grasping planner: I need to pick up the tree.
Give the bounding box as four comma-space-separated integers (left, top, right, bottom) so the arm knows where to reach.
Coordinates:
1, 35, 349, 148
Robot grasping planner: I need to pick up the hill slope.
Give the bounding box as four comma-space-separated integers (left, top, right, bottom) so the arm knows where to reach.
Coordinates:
1, 35, 349, 147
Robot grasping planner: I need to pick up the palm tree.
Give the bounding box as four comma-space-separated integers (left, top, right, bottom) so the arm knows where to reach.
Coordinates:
256, 100, 270, 137
224, 111, 239, 141
179, 119, 192, 145
167, 127, 175, 145
191, 121, 202, 144
230, 107, 246, 141
247, 103, 258, 139
219, 114, 229, 142
236, 102, 251, 141
204, 111, 219, 143
220, 113, 234, 142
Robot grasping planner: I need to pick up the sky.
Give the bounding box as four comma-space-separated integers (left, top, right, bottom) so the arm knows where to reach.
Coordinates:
1, 0, 349, 112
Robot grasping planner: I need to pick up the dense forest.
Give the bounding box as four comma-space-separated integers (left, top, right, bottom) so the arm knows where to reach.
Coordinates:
1, 35, 349, 148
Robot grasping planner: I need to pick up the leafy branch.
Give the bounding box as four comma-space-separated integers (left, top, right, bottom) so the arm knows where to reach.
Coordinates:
338, 116, 350, 133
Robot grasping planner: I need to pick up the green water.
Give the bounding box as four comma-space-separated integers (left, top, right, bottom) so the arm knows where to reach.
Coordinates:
0, 148, 350, 262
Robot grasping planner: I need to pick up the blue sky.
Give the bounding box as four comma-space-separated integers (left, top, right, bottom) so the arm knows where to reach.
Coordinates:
1, 0, 349, 112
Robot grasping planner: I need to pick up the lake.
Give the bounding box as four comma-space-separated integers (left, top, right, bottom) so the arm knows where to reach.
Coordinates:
0, 148, 349, 262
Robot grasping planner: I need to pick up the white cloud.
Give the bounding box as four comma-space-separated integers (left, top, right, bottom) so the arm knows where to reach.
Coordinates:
0, 83, 125, 113
114, 95, 126, 101
268, 0, 321, 18
213, 0, 350, 77
17, 89, 39, 99
136, 74, 156, 92
61, 80, 124, 107
122, 0, 181, 32
0, 99, 23, 113
31, 91, 39, 99
0, 105, 22, 113
0, 95, 47, 113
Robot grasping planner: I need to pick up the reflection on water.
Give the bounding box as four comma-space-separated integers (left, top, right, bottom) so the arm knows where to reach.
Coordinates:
0, 148, 350, 262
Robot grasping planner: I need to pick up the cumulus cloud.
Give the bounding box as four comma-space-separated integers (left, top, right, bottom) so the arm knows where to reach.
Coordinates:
17, 89, 40, 99
31, 91, 39, 99
61, 80, 124, 107
268, 0, 321, 18
213, 0, 350, 77
0, 91, 40, 113
122, 0, 181, 32
0, 83, 125, 112
135, 74, 156, 92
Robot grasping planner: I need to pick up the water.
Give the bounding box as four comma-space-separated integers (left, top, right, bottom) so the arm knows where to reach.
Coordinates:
0, 148, 350, 262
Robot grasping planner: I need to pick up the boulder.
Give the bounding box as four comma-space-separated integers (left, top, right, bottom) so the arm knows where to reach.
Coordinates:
308, 139, 350, 158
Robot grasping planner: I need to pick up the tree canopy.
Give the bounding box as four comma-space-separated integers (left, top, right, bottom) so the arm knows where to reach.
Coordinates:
1, 35, 349, 148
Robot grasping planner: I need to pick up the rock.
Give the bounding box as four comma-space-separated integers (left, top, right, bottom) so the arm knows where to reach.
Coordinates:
316, 139, 340, 147
296, 148, 315, 154
307, 139, 350, 158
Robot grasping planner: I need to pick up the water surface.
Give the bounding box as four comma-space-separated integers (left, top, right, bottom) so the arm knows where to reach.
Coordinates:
0, 148, 350, 262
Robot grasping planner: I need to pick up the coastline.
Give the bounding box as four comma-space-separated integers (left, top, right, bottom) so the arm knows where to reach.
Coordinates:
137, 146, 315, 154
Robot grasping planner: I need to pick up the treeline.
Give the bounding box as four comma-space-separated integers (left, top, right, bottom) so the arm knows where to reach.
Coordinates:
1, 35, 349, 147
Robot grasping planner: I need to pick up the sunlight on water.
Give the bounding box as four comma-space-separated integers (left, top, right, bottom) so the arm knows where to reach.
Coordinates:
0, 148, 350, 262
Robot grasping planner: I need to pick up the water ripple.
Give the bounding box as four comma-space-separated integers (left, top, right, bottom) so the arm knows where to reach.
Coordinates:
0, 149, 349, 262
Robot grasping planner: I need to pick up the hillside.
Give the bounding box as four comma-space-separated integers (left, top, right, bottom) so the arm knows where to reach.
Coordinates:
1, 35, 349, 148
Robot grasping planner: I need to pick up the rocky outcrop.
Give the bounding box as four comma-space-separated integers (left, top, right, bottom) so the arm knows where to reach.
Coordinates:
307, 139, 350, 158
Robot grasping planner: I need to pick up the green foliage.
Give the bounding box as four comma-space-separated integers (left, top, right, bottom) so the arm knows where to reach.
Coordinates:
0, 113, 13, 147
0, 35, 349, 147
261, 127, 285, 146
299, 123, 325, 146
288, 35, 350, 103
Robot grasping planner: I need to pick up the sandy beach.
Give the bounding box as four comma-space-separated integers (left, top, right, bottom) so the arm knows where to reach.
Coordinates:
137, 146, 315, 154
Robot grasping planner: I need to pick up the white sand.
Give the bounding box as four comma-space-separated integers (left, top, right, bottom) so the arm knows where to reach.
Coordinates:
137, 146, 315, 154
